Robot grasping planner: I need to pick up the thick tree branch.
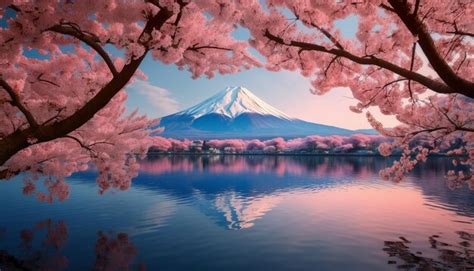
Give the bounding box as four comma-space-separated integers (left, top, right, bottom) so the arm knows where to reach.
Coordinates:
412, 0, 421, 16
387, 0, 474, 94
263, 30, 472, 99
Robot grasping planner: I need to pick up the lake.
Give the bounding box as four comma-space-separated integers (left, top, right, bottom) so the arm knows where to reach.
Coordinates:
0, 155, 473, 270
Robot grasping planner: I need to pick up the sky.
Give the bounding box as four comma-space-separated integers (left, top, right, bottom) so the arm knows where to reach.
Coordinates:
126, 16, 400, 130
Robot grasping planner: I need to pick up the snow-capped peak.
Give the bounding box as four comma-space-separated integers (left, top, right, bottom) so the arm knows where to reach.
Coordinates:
176, 86, 292, 119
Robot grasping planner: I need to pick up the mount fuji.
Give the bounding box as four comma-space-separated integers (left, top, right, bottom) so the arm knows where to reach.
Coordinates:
156, 86, 369, 139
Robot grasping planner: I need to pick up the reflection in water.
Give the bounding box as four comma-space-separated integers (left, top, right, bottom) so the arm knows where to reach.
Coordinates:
383, 232, 474, 269
141, 155, 381, 179
213, 192, 282, 230
0, 219, 68, 271
138, 155, 474, 226
138, 155, 382, 230
0, 220, 144, 271
1, 156, 473, 270
95, 231, 146, 271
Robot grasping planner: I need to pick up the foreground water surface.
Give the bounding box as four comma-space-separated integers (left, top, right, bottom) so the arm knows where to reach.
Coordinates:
1, 156, 473, 270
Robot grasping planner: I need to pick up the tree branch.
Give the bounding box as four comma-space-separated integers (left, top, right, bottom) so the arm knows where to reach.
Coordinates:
188, 45, 232, 51
447, 30, 474, 38
263, 30, 470, 98
323, 56, 340, 77
37, 73, 60, 87
12, 5, 118, 77
387, 0, 474, 94
292, 6, 344, 50
0, 76, 39, 128
408, 42, 417, 101
48, 24, 119, 77
63, 135, 95, 154
412, 0, 421, 16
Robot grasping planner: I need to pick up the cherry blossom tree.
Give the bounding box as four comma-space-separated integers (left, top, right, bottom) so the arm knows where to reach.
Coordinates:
0, 0, 256, 200
150, 134, 388, 153
226, 0, 473, 185
208, 138, 246, 152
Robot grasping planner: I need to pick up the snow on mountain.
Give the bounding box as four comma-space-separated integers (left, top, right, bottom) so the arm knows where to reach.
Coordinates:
156, 86, 368, 139
175, 86, 291, 120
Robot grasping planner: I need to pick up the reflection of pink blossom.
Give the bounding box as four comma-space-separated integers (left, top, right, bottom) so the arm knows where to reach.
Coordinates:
16, 219, 69, 271
95, 231, 143, 271
139, 156, 374, 179
4, 220, 145, 271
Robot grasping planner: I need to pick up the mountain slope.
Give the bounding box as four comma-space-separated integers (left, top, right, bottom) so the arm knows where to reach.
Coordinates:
176, 86, 291, 119
156, 86, 359, 139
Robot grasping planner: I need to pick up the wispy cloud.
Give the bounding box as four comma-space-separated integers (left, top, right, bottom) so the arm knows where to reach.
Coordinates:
126, 80, 179, 117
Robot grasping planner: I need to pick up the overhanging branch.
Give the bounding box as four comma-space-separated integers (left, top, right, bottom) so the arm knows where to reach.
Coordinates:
263, 30, 471, 98
387, 0, 474, 93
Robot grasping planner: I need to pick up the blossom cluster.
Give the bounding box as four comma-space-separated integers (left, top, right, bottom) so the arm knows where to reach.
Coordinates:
151, 134, 388, 153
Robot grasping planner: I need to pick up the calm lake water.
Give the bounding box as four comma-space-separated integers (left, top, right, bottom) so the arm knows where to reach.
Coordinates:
1, 156, 473, 270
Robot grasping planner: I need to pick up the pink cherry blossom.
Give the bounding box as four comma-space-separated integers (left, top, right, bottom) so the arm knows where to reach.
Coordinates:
150, 134, 389, 154
229, 0, 473, 185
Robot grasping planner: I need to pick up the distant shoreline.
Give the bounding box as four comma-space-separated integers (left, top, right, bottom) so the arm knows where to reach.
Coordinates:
147, 152, 455, 158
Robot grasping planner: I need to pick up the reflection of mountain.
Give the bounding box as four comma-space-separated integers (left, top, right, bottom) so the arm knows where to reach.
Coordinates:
214, 192, 281, 230
193, 191, 283, 230
135, 156, 385, 229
